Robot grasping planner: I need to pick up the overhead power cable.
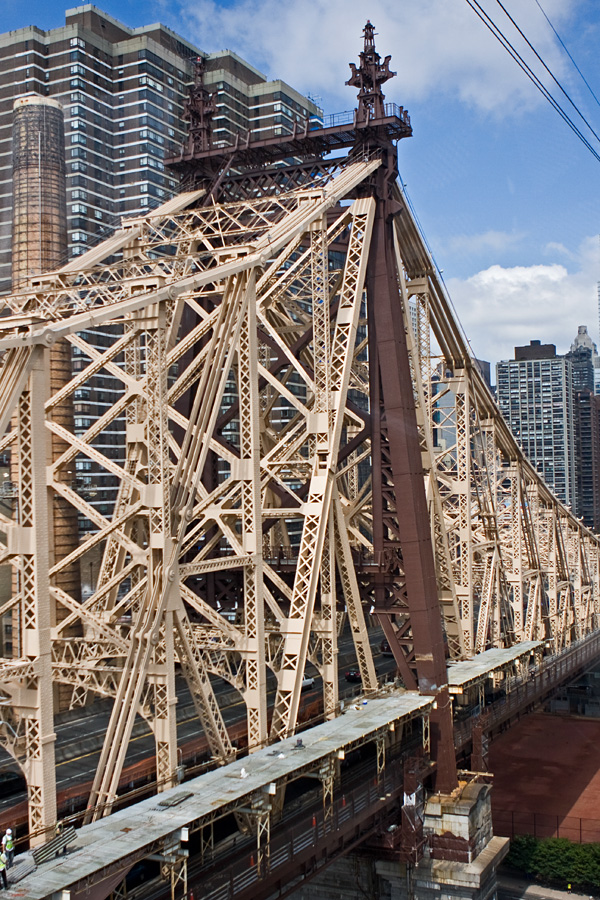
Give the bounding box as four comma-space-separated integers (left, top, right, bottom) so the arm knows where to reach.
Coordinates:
463, 0, 600, 165
532, 0, 600, 112
491, 0, 600, 146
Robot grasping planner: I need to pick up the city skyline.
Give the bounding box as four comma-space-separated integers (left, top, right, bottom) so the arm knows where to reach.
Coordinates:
0, 1, 599, 367
1, 0, 598, 367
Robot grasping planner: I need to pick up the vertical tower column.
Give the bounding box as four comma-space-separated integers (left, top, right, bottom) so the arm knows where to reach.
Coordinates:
367, 176, 457, 793
16, 349, 57, 843
144, 304, 178, 790
447, 370, 474, 653
506, 464, 526, 639
10, 95, 72, 837
238, 271, 267, 750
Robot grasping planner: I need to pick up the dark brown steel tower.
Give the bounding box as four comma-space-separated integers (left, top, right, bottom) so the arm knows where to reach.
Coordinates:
347, 19, 396, 122
182, 56, 218, 157
166, 22, 457, 793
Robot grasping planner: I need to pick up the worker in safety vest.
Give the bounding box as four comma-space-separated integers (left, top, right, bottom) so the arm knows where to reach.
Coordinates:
1, 830, 13, 868
0, 851, 7, 889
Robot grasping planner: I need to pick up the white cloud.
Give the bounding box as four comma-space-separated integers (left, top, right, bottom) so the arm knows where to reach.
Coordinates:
446, 236, 600, 368
544, 241, 575, 259
443, 229, 525, 257
166, 0, 578, 114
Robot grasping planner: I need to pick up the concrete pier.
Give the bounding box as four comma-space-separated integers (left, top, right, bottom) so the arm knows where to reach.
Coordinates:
288, 779, 509, 900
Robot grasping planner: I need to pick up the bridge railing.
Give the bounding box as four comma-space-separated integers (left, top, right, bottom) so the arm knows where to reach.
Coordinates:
317, 104, 411, 131
454, 631, 600, 750
191, 756, 406, 900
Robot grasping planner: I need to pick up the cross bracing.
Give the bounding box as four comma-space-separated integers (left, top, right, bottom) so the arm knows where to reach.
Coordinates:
0, 154, 597, 842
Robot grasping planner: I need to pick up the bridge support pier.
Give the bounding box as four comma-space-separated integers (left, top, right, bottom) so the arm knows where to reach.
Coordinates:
377, 840, 507, 900
380, 781, 509, 900
287, 779, 508, 900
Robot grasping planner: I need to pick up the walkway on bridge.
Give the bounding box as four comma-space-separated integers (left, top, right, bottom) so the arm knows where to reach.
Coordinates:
6, 691, 431, 899
12, 639, 598, 900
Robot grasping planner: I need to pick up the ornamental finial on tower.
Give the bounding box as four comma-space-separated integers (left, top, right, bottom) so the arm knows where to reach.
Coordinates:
346, 20, 396, 123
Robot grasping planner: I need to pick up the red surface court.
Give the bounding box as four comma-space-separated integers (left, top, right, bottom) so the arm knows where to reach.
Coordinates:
489, 712, 600, 841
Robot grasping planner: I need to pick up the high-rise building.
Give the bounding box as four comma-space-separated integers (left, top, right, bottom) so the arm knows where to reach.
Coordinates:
0, 4, 321, 292
566, 328, 600, 530
0, 6, 320, 537
474, 358, 491, 390
597, 282, 600, 371
572, 388, 600, 530
496, 340, 577, 510
568, 325, 600, 393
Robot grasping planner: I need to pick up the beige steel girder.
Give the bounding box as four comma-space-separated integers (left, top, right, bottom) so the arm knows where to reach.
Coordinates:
0, 162, 599, 838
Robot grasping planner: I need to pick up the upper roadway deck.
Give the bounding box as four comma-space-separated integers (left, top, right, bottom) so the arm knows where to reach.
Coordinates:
447, 642, 543, 693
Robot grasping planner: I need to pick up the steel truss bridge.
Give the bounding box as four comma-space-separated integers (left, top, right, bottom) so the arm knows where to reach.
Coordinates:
0, 24, 598, 888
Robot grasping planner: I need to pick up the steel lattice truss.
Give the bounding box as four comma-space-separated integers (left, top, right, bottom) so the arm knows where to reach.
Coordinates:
0, 158, 598, 841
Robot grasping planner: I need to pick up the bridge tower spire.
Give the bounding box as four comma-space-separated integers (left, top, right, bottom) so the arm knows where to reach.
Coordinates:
346, 20, 396, 123
182, 56, 217, 156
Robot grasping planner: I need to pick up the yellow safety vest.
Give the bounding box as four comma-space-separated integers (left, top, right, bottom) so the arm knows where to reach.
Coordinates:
4, 835, 13, 851
0, 853, 7, 870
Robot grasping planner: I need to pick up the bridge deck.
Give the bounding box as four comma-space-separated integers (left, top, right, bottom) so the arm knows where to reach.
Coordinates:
447, 642, 543, 692
9, 691, 432, 899
11, 636, 593, 899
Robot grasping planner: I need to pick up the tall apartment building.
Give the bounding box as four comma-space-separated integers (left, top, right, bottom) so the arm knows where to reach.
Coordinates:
496, 340, 577, 510
568, 325, 600, 394
0, 4, 321, 291
566, 328, 600, 530
572, 388, 600, 529
0, 6, 320, 533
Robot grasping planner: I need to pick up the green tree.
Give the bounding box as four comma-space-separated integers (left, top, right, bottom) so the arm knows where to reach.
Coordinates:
506, 835, 537, 874
530, 838, 575, 884
506, 836, 600, 891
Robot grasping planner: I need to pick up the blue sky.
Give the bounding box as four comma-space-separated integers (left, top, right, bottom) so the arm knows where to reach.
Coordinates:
2, 0, 600, 368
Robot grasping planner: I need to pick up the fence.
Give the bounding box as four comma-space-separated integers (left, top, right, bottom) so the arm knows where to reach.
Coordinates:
494, 809, 600, 844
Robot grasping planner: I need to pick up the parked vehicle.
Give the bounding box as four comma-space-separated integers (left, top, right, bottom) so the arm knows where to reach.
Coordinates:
381, 639, 393, 656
